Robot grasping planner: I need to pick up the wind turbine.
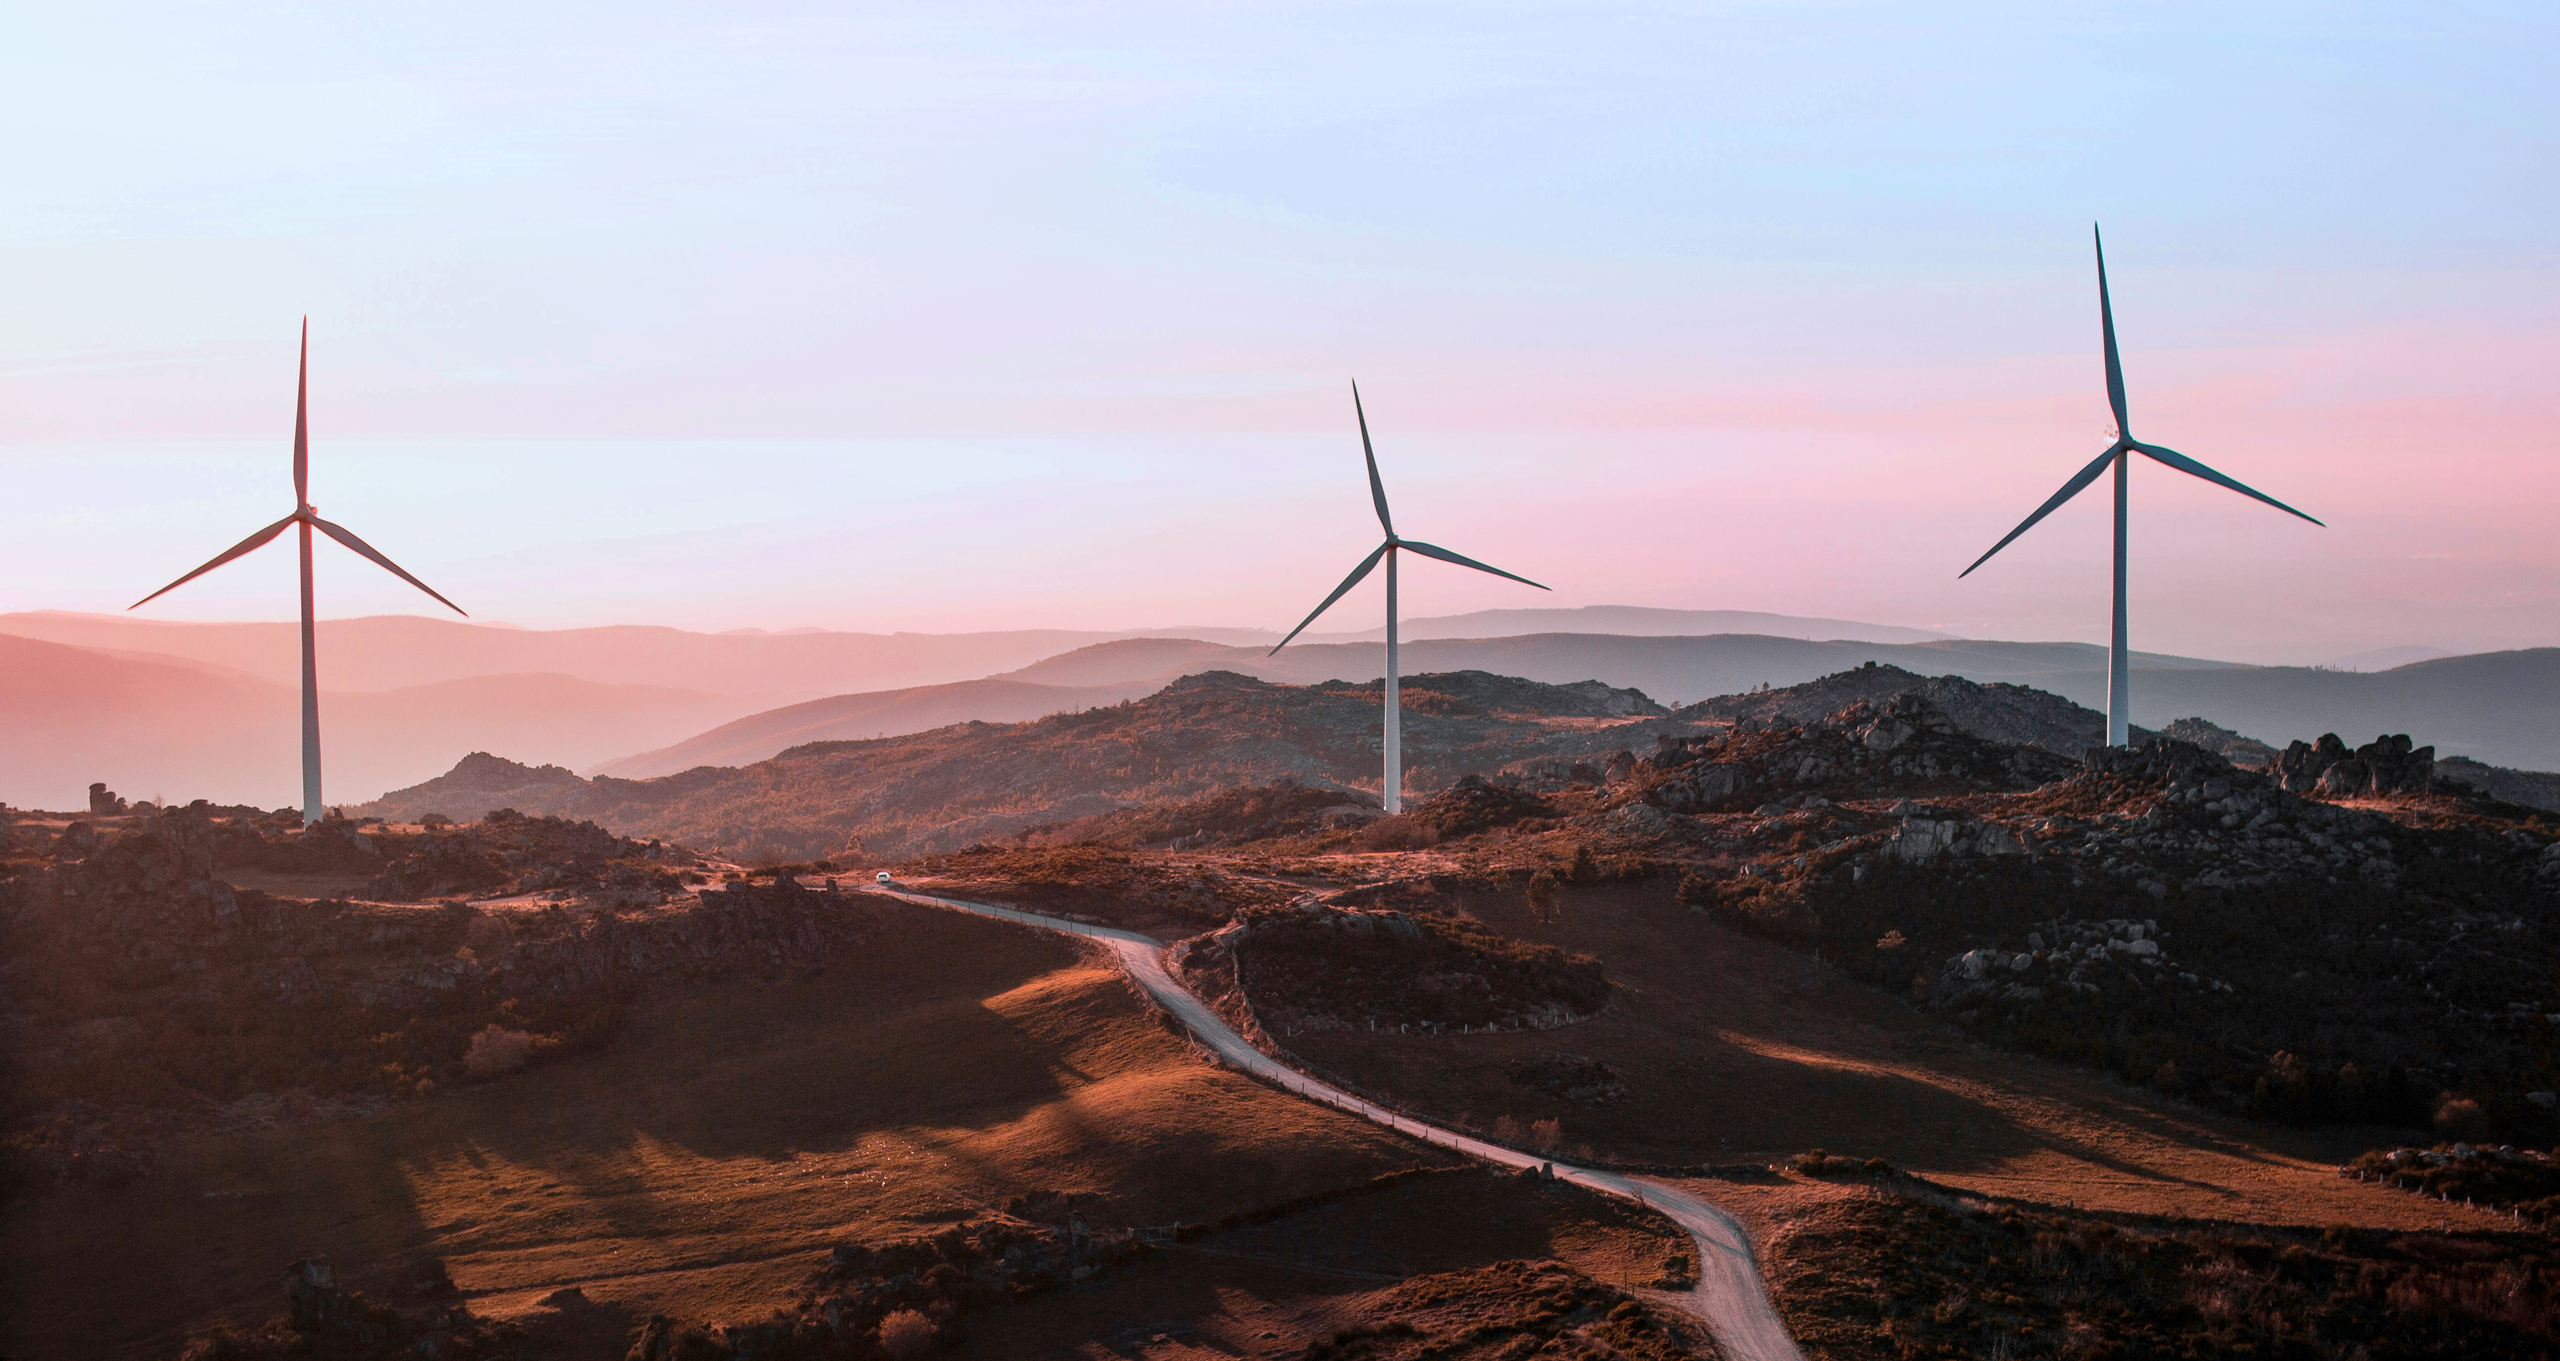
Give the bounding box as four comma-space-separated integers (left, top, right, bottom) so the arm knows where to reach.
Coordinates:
132, 320, 466, 825
1960, 227, 2320, 749
1270, 382, 1547, 813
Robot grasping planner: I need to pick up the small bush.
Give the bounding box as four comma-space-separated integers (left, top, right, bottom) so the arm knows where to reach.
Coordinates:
877, 1308, 937, 1358
1359, 817, 1441, 852
1795, 1148, 1892, 1178
1676, 870, 1714, 907
2435, 1094, 2489, 1139
461, 1025, 536, 1079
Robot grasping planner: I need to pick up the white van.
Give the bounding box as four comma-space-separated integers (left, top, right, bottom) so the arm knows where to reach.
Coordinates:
876, 871, 894, 884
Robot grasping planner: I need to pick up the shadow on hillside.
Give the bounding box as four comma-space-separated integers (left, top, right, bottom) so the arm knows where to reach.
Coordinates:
1289, 880, 2370, 1192
0, 909, 1109, 1360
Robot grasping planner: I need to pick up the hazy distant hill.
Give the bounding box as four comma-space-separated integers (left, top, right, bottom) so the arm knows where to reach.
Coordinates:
0, 605, 1948, 703
358, 669, 1687, 859
0, 612, 1270, 704
1238, 633, 2244, 705
605, 633, 2560, 776
594, 676, 1161, 778
20, 608, 2554, 800
599, 633, 2049, 772
2436, 756, 2560, 814
1295, 604, 1952, 646
2117, 649, 2560, 771
0, 634, 748, 809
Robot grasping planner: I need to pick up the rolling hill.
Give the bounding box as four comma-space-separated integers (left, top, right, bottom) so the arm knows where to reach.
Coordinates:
0, 611, 1269, 703
594, 676, 1162, 778
0, 634, 749, 810
356, 669, 1684, 859
0, 605, 1951, 702
1294, 603, 1953, 645
599, 633, 2560, 778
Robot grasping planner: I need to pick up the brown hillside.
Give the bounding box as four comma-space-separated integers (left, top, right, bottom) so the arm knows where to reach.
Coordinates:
0, 906, 1440, 1359
354, 670, 1689, 861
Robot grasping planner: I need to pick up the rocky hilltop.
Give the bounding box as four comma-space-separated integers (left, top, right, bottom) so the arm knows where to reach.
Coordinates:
1682, 661, 2156, 755
1622, 700, 2560, 1127
356, 669, 1687, 861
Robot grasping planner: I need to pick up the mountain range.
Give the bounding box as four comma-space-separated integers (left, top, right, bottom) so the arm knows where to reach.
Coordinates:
355, 668, 1679, 860
6, 609, 2555, 810
603, 635, 2560, 779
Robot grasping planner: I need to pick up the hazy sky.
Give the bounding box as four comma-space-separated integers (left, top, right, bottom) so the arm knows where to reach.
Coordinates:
4, 2, 2553, 664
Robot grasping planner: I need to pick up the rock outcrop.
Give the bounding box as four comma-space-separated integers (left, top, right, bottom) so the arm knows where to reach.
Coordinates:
1640, 692, 2079, 812
2158, 716, 2280, 768
178, 1255, 520, 1359
2271, 732, 2435, 797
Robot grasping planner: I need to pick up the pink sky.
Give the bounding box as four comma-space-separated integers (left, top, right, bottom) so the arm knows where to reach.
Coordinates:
2, 4, 2552, 665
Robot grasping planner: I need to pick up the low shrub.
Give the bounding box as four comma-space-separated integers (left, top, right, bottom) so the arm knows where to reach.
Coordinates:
461, 1025, 537, 1079
876, 1309, 936, 1358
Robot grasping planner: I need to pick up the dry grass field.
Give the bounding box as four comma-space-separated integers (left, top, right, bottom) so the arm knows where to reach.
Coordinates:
1281, 879, 2512, 1234
0, 907, 1464, 1358
968, 1168, 1703, 1359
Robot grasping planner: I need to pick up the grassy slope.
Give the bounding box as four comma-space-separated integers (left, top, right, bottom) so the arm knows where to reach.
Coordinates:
0, 908, 1434, 1359
1279, 880, 2512, 1233
972, 1171, 1705, 1359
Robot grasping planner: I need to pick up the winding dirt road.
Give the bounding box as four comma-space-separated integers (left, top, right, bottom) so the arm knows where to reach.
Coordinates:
874, 886, 1803, 1361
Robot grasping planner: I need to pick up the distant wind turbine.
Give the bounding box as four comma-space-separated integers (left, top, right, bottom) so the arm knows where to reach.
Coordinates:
1270, 382, 1547, 813
131, 320, 466, 825
1960, 227, 2321, 749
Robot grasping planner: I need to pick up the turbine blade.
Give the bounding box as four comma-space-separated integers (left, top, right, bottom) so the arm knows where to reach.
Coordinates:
294, 317, 310, 506
130, 513, 298, 609
1393, 538, 1549, 591
1353, 380, 1393, 538
2131, 442, 2324, 526
2096, 225, 2128, 437
1270, 541, 1391, 654
311, 516, 469, 615
1958, 445, 2121, 578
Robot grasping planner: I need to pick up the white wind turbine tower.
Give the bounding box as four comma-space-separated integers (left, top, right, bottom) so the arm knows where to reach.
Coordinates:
132, 320, 467, 825
1270, 382, 1547, 813
1961, 226, 2321, 748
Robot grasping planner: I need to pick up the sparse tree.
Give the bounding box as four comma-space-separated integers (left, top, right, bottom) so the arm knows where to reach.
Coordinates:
1526, 870, 1559, 924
